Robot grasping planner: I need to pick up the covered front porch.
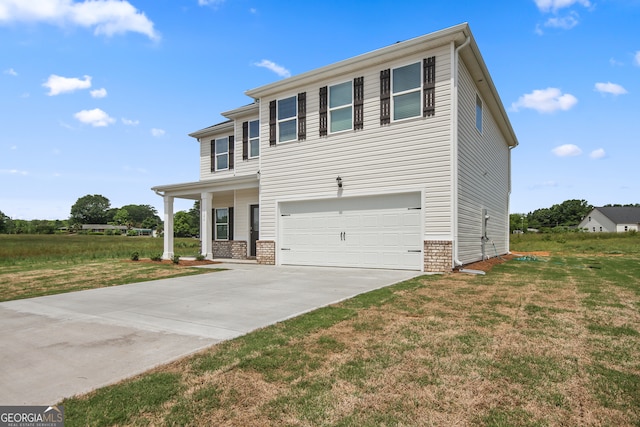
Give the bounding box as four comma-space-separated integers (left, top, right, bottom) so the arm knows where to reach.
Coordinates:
151, 175, 259, 262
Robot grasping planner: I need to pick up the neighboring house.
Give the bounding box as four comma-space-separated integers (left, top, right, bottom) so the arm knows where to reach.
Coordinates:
81, 225, 153, 236
578, 207, 640, 233
152, 23, 518, 272
82, 224, 127, 233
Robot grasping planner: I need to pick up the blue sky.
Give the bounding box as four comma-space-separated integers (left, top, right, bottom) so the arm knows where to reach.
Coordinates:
1, 0, 638, 220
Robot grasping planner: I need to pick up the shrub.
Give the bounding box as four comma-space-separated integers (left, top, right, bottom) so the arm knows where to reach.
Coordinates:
130, 252, 139, 261
127, 230, 138, 237
195, 254, 205, 261
151, 254, 162, 262
172, 255, 180, 265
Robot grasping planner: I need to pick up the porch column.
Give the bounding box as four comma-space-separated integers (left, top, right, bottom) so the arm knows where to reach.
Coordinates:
162, 195, 174, 260
201, 192, 213, 259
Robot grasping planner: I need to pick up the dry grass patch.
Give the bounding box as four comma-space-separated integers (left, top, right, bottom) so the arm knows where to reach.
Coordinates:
63, 253, 640, 426
0, 260, 218, 301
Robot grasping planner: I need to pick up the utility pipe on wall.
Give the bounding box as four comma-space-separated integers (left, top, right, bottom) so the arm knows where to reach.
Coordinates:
451, 35, 471, 268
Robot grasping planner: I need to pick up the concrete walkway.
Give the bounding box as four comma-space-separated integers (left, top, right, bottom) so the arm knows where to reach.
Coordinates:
0, 263, 419, 405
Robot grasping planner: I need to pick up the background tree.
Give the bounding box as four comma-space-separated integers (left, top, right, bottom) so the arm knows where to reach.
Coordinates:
0, 210, 9, 233
119, 204, 161, 228
69, 194, 111, 225
526, 199, 592, 230
509, 213, 527, 233
113, 208, 133, 229
174, 211, 197, 237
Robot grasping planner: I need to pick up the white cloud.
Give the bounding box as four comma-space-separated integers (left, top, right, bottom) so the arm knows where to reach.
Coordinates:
43, 74, 91, 96
254, 59, 291, 78
74, 108, 115, 127
544, 13, 579, 29
590, 148, 606, 159
198, 0, 225, 6
594, 82, 628, 96
635, 51, 640, 67
534, 0, 591, 13
0, 0, 159, 40
4, 68, 17, 76
609, 58, 624, 67
512, 88, 578, 113
151, 128, 165, 137
0, 168, 28, 175
552, 144, 582, 157
122, 117, 139, 126
90, 87, 107, 98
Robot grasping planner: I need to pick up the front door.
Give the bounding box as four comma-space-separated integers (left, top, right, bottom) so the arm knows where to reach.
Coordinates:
250, 204, 259, 257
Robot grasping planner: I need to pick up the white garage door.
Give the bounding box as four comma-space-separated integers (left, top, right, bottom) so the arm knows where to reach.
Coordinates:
279, 193, 422, 270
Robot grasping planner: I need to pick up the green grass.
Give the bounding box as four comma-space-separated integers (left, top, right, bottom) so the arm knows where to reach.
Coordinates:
0, 234, 202, 266
4, 232, 636, 425
0, 234, 218, 301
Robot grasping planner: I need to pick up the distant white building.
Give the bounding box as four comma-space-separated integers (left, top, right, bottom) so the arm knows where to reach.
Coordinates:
578, 207, 640, 233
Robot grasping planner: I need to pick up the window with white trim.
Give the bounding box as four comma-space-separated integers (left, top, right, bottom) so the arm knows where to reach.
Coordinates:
392, 62, 421, 120
214, 137, 229, 171
329, 81, 353, 133
215, 208, 229, 240
476, 94, 483, 133
249, 120, 259, 158
278, 96, 297, 142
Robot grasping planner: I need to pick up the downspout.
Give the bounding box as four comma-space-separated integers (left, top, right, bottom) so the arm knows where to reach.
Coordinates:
451, 35, 471, 268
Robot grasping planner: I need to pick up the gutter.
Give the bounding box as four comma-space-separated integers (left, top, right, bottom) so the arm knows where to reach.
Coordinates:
451, 35, 471, 268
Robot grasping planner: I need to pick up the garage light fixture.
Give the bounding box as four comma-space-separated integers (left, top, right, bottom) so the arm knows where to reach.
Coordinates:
336, 176, 343, 188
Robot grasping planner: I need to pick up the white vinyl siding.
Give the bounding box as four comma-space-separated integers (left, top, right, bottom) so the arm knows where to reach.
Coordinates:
257, 46, 452, 247
457, 61, 510, 264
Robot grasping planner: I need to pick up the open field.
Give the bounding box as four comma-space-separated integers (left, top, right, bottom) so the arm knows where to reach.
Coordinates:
51, 233, 640, 426
0, 234, 219, 301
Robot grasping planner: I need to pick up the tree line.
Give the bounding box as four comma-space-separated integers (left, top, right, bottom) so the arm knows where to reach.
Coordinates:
0, 194, 163, 234
510, 199, 640, 233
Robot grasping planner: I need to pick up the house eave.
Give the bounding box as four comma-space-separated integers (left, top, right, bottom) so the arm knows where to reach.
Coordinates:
245, 23, 470, 99
188, 120, 234, 139
152, 174, 259, 199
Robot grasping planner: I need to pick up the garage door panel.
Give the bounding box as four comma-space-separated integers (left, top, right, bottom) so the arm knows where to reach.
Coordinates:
280, 194, 422, 270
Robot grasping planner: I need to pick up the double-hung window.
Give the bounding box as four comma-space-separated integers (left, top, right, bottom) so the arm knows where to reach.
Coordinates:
215, 208, 229, 240
329, 81, 352, 133
214, 137, 229, 171
392, 62, 421, 120
278, 96, 297, 142
249, 120, 259, 158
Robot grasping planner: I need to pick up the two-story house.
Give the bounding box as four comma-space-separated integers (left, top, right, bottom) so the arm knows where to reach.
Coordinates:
152, 23, 519, 272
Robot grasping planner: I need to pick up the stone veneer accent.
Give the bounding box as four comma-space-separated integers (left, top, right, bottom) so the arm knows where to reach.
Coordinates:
423, 240, 453, 272
212, 240, 247, 259
256, 240, 276, 265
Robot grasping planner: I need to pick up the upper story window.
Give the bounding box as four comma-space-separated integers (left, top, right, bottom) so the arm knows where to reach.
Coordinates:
214, 136, 229, 171
249, 120, 259, 158
278, 96, 297, 142
392, 62, 421, 121
329, 81, 353, 133
476, 94, 483, 133
380, 57, 435, 125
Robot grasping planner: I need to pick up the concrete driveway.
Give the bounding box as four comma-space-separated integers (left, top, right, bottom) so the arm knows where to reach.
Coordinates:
0, 263, 419, 405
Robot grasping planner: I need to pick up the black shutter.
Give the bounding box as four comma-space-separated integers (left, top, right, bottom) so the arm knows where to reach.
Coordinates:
228, 135, 234, 169
210, 140, 215, 172
269, 100, 276, 146
298, 92, 306, 141
228, 207, 234, 240
354, 76, 364, 130
380, 69, 391, 125
319, 86, 328, 136
423, 56, 436, 117
242, 121, 248, 160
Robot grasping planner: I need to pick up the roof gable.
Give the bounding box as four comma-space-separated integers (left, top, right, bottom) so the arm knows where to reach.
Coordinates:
595, 207, 640, 224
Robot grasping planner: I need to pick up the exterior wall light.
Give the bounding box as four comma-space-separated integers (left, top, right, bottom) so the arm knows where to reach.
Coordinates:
336, 176, 343, 188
